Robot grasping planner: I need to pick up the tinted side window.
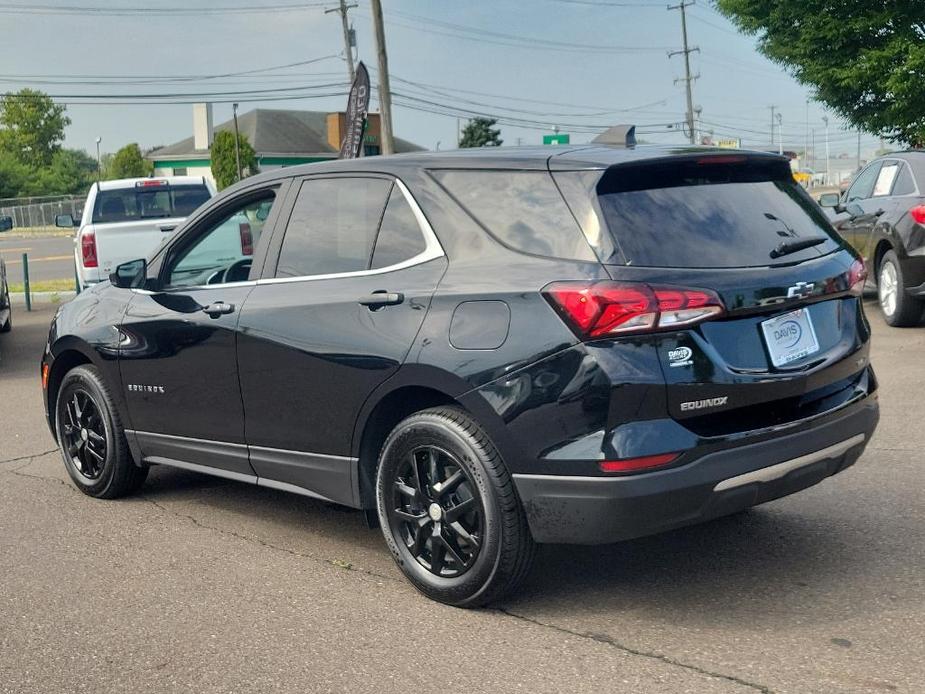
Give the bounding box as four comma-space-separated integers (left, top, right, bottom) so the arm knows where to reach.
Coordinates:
891, 163, 916, 196
370, 186, 427, 269
431, 170, 596, 262
846, 163, 882, 202
277, 177, 391, 278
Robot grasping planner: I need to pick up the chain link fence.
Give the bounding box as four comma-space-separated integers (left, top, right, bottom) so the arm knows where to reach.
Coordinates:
0, 194, 84, 230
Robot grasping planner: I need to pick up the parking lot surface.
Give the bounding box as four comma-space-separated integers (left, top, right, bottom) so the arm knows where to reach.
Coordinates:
0, 300, 922, 693
0, 234, 75, 285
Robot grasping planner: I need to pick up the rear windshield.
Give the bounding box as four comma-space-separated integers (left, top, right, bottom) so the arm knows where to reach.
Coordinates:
92, 184, 210, 224
580, 157, 841, 268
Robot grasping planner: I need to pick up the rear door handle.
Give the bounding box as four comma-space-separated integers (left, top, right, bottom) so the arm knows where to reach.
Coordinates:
358, 291, 404, 309
201, 301, 235, 318
160, 224, 177, 233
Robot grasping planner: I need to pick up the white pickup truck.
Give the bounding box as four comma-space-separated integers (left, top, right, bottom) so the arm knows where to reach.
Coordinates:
57, 176, 215, 290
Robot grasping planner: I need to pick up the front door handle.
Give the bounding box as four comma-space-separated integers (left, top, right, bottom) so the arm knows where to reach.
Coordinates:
358, 291, 404, 309
160, 224, 177, 233
201, 301, 235, 318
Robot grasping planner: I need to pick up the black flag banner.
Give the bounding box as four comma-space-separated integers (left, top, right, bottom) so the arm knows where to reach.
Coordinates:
340, 61, 371, 159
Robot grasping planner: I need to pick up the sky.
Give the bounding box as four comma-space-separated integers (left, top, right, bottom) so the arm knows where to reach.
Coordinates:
0, 0, 885, 168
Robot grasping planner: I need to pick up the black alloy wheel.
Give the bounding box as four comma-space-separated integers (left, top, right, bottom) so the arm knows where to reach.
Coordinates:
61, 389, 108, 480
376, 407, 535, 607
55, 365, 148, 499
388, 445, 483, 578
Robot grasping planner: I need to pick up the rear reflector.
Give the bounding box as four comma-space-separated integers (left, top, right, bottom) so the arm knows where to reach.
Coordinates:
600, 452, 680, 473
81, 232, 98, 268
41, 363, 49, 390
544, 281, 724, 338
910, 205, 925, 224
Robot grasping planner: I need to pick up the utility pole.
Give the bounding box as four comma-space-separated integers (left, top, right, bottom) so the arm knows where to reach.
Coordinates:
326, 0, 357, 83
95, 137, 102, 182
232, 102, 242, 182
776, 112, 783, 155
822, 116, 830, 186
370, 0, 394, 154
856, 130, 861, 170
769, 105, 776, 147
668, 1, 699, 145
804, 98, 809, 170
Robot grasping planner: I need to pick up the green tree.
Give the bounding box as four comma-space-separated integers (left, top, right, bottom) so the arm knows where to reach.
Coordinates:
31, 148, 97, 195
0, 88, 71, 167
459, 117, 503, 148
210, 130, 257, 190
108, 143, 152, 179
715, 1, 925, 145
0, 152, 31, 198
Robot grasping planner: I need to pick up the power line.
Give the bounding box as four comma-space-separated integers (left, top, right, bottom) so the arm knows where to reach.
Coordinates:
0, 1, 333, 15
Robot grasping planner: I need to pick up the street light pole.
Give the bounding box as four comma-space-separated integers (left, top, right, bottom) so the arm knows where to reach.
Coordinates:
822, 116, 830, 186
232, 102, 243, 182
95, 137, 102, 182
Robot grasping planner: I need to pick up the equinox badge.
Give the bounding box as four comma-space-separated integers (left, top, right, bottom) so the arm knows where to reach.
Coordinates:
680, 396, 729, 412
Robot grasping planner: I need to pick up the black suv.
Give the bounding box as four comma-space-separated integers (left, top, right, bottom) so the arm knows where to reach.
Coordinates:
819, 151, 925, 326
42, 146, 879, 606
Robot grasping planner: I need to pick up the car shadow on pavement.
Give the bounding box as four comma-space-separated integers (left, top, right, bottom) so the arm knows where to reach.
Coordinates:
140, 463, 887, 627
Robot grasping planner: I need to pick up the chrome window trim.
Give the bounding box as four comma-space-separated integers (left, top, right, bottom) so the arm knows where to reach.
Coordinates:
258, 176, 445, 286
130, 279, 257, 295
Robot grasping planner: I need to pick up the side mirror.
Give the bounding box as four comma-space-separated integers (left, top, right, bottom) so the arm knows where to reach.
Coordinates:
55, 213, 76, 228
110, 258, 147, 289
0, 215, 12, 232
818, 193, 840, 208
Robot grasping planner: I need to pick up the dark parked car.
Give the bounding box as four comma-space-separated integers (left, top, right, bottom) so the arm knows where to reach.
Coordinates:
0, 255, 11, 334
42, 146, 879, 606
820, 151, 925, 326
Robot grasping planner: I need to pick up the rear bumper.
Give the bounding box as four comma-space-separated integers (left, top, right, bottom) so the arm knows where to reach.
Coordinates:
513, 393, 879, 544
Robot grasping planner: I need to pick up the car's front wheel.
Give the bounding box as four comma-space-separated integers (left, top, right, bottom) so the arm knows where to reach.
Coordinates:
375, 406, 535, 607
878, 249, 924, 327
55, 365, 147, 498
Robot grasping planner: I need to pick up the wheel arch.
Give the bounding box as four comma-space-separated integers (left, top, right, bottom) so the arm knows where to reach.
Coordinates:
351, 366, 515, 509
46, 337, 106, 438
872, 238, 896, 280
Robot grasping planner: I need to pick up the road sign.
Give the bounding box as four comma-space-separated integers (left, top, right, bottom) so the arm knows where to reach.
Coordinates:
543, 133, 570, 145
716, 138, 741, 149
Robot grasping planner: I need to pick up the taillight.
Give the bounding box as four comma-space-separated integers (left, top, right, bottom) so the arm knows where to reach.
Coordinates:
81, 232, 98, 268
909, 205, 925, 224
239, 222, 253, 256
848, 258, 867, 296
543, 281, 725, 338
600, 452, 680, 473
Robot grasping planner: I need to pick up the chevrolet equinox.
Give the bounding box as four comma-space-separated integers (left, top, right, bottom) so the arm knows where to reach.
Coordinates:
42, 145, 879, 606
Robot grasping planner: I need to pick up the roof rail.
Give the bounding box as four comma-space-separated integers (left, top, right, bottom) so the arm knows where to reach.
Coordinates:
592, 124, 636, 147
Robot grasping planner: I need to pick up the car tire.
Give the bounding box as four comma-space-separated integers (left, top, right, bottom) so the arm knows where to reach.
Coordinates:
878, 250, 924, 327
55, 365, 147, 499
0, 280, 11, 333
375, 406, 535, 607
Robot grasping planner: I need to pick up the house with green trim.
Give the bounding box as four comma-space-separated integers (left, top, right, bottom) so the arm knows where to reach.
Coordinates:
146, 104, 422, 182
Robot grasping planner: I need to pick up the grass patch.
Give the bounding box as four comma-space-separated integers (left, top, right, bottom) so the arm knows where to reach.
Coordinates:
0, 226, 74, 238
9, 278, 77, 293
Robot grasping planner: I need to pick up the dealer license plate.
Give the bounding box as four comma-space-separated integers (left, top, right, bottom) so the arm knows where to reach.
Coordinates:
761, 307, 820, 367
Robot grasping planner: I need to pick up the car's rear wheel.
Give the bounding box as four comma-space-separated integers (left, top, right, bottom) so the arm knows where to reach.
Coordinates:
55, 365, 147, 498
878, 250, 924, 327
375, 406, 535, 607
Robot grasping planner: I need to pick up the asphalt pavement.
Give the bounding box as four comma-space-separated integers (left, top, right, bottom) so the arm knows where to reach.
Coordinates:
0, 299, 922, 693
0, 234, 76, 285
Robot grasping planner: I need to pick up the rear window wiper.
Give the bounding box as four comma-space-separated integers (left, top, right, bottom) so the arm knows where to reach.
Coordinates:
769, 236, 828, 259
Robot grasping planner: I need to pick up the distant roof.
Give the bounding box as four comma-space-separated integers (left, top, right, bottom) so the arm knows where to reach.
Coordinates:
148, 108, 423, 160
